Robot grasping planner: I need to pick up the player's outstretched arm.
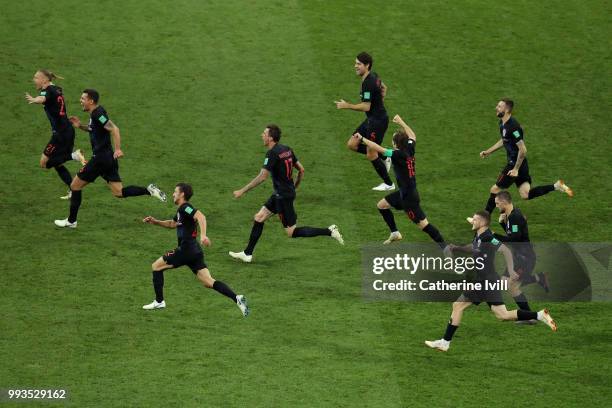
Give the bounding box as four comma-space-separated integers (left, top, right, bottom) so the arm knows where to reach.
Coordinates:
334, 99, 371, 112
143, 216, 176, 229
480, 140, 503, 158
25, 93, 45, 104
498, 244, 518, 279
194, 211, 211, 247
294, 161, 305, 189
508, 141, 527, 177
353, 133, 387, 155
233, 169, 269, 198
69, 116, 89, 132
449, 244, 472, 254
392, 115, 416, 140
493, 231, 510, 242
104, 120, 123, 159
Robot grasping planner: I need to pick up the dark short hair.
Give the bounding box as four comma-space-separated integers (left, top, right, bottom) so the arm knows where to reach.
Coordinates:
501, 98, 514, 113
266, 124, 281, 142
392, 130, 412, 152
496, 191, 512, 203
83, 89, 100, 103
474, 210, 491, 226
357, 52, 373, 70
176, 183, 193, 200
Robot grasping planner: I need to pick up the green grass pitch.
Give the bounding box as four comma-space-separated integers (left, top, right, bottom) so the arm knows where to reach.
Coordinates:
1, 0, 611, 406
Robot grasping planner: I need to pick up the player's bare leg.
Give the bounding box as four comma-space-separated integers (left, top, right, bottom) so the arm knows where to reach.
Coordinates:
39, 153, 49, 168
346, 134, 360, 152
109, 181, 124, 197
518, 182, 531, 200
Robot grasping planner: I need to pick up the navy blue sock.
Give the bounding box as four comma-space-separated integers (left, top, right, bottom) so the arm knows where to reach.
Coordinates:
528, 185, 554, 199
152, 270, 164, 302
121, 186, 150, 197
443, 322, 458, 341
68, 190, 82, 223
517, 309, 537, 320
212, 280, 237, 302
292, 226, 331, 238
423, 223, 446, 249
54, 165, 72, 186
379, 208, 397, 232
245, 221, 264, 255
485, 193, 497, 213
513, 293, 531, 311
371, 157, 393, 185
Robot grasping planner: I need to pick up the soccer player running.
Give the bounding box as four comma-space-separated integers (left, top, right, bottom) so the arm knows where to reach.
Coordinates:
141, 183, 249, 316
25, 69, 86, 199
481, 98, 573, 214
493, 191, 549, 323
229, 124, 344, 263
54, 89, 166, 228
355, 114, 450, 253
335, 52, 394, 191
424, 211, 557, 352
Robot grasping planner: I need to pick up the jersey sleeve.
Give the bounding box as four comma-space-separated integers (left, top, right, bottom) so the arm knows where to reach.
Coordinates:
506, 212, 526, 241
484, 234, 502, 249
361, 78, 377, 103
40, 87, 55, 103
263, 150, 277, 171
509, 123, 524, 143
92, 109, 110, 127
181, 204, 197, 220
292, 150, 299, 165
493, 231, 510, 242
407, 139, 416, 156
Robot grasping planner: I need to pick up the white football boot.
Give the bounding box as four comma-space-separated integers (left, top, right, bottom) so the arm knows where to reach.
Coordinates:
538, 309, 557, 331
383, 231, 402, 245
236, 295, 250, 317
54, 218, 77, 228
554, 180, 574, 197
229, 251, 253, 263
372, 182, 395, 191
72, 149, 87, 166
329, 225, 345, 245
142, 300, 166, 310
425, 339, 450, 352
147, 183, 167, 202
